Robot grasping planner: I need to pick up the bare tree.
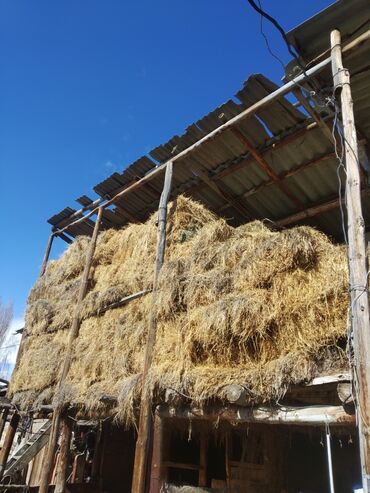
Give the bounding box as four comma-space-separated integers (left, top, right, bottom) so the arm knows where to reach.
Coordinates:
0, 299, 13, 379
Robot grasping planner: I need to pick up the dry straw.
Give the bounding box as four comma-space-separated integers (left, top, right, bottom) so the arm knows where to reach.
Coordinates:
10, 196, 349, 423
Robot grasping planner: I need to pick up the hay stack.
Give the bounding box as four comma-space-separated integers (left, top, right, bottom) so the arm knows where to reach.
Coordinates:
9, 196, 349, 423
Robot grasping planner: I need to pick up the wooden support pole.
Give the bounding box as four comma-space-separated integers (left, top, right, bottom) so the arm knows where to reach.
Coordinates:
39, 233, 55, 277
131, 162, 173, 493
331, 29, 370, 493
198, 432, 207, 487
148, 413, 163, 493
54, 417, 72, 493
38, 207, 103, 493
0, 408, 9, 445
0, 412, 20, 480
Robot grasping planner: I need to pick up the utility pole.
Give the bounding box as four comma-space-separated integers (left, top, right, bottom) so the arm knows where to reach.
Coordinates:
331, 29, 370, 492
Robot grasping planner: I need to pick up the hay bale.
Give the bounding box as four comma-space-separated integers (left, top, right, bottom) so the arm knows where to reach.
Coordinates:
9, 195, 350, 420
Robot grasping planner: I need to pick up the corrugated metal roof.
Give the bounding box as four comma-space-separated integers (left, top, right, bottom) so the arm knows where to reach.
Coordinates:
48, 6, 370, 241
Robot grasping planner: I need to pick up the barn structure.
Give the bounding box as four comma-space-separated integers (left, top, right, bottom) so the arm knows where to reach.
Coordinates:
1, 1, 370, 492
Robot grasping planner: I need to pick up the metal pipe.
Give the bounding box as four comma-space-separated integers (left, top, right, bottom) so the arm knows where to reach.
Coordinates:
326, 424, 335, 493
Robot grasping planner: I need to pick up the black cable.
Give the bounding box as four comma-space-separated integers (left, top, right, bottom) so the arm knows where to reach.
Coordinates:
246, 0, 301, 64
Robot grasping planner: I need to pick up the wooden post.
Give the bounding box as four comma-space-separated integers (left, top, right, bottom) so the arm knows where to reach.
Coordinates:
331, 29, 370, 493
54, 417, 72, 493
39, 233, 55, 277
71, 454, 86, 483
148, 413, 163, 493
90, 422, 103, 484
0, 408, 9, 445
0, 412, 20, 480
131, 162, 173, 493
198, 432, 207, 487
38, 207, 103, 493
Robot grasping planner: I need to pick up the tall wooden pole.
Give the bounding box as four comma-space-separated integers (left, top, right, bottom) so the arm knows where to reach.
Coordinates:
131, 162, 173, 493
0, 412, 20, 480
331, 29, 370, 492
54, 416, 72, 493
38, 207, 103, 493
39, 233, 55, 277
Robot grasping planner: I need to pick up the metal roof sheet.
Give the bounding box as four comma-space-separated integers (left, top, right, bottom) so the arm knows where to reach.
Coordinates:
48, 7, 370, 242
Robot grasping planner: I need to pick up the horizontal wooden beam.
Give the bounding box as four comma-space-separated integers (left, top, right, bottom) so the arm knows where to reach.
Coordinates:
190, 163, 252, 220
230, 127, 304, 209
159, 404, 355, 426
217, 152, 335, 213
276, 188, 370, 227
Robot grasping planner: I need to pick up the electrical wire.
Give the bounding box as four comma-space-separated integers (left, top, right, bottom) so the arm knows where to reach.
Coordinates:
245, 0, 300, 63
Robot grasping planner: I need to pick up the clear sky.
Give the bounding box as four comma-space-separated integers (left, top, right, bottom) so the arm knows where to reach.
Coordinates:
0, 0, 333, 322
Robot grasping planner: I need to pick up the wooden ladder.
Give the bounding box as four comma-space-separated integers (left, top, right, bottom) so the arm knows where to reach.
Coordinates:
4, 420, 52, 477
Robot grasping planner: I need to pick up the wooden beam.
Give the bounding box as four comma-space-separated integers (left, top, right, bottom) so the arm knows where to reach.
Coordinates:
275, 189, 370, 227
190, 163, 251, 219
217, 152, 335, 213
38, 207, 103, 493
229, 127, 304, 209
198, 432, 207, 487
331, 29, 370, 492
159, 404, 355, 426
131, 162, 173, 493
114, 204, 138, 223
96, 289, 151, 315
148, 414, 164, 493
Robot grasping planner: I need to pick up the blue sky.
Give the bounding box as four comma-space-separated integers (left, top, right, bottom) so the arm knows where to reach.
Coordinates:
0, 0, 333, 322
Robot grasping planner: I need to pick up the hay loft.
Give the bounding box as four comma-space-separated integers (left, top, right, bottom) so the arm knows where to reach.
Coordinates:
9, 196, 349, 423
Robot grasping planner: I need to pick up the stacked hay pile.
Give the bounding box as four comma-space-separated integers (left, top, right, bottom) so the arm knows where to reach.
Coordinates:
9, 196, 349, 423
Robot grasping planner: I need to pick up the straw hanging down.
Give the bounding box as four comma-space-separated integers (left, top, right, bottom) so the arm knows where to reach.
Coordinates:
9, 196, 349, 423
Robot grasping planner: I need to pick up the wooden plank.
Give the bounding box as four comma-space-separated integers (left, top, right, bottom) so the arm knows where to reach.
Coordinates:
162, 461, 200, 471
